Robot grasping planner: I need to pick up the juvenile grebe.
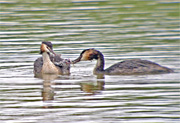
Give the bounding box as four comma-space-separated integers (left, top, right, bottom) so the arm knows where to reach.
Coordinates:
72, 49, 173, 75
34, 42, 70, 75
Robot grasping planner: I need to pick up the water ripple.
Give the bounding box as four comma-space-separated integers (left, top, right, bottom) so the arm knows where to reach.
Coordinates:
0, 0, 179, 122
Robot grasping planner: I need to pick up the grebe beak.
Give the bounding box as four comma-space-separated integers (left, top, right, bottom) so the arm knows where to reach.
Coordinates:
71, 56, 82, 64
49, 48, 56, 56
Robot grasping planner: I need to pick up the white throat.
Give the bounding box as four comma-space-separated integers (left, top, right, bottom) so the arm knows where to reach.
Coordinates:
41, 52, 58, 74
42, 52, 52, 64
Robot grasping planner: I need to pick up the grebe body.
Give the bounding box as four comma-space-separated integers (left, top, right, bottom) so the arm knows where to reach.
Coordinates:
34, 42, 70, 75
72, 49, 173, 75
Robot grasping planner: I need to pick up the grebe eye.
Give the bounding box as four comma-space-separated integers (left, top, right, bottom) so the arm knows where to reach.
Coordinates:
89, 54, 94, 60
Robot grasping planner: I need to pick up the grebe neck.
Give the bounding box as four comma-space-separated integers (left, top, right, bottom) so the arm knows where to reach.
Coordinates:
42, 52, 58, 74
42, 52, 52, 64
93, 51, 105, 74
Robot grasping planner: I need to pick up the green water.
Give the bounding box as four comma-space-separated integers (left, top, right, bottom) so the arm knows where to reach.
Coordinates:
0, 0, 179, 122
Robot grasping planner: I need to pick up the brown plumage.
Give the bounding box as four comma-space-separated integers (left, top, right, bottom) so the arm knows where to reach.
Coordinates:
72, 48, 173, 75
34, 42, 70, 76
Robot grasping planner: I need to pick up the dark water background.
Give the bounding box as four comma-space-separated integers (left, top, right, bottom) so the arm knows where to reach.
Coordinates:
0, 0, 180, 122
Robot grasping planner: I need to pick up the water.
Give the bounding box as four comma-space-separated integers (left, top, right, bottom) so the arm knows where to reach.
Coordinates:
0, 0, 180, 122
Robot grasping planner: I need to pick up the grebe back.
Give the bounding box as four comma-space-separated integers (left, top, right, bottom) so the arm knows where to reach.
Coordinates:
72, 49, 173, 75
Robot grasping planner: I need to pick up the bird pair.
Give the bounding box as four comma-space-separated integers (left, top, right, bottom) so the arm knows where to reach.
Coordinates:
34, 42, 173, 76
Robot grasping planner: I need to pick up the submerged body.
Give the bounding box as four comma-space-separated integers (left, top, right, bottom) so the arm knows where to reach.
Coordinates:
72, 49, 173, 75
34, 42, 70, 76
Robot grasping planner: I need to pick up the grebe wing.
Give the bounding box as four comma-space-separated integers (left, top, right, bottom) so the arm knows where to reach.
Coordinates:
51, 54, 63, 62
34, 57, 43, 74
51, 54, 69, 67
51, 54, 71, 75
105, 59, 173, 74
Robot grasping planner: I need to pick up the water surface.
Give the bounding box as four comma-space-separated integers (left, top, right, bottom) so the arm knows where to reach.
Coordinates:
0, 0, 180, 122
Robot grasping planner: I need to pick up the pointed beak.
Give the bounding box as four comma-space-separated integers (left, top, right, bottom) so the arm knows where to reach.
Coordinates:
49, 48, 56, 56
71, 56, 82, 64
40, 43, 56, 55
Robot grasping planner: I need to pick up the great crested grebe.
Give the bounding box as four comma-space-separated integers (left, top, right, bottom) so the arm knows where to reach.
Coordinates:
72, 48, 173, 75
34, 42, 70, 75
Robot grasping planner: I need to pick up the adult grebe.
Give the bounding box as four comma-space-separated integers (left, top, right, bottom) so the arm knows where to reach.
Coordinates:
34, 42, 70, 75
72, 49, 173, 75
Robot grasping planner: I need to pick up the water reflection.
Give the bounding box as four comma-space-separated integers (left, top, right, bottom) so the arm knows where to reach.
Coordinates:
35, 73, 59, 81
80, 75, 105, 95
0, 0, 179, 122
42, 80, 55, 101
40, 73, 105, 103
38, 74, 58, 102
80, 81, 105, 95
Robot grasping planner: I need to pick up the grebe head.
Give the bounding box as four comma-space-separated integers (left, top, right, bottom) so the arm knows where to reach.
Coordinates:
72, 49, 99, 64
40, 41, 55, 55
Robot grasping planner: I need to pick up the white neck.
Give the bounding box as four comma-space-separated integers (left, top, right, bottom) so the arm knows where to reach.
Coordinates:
42, 52, 52, 64
42, 52, 58, 74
